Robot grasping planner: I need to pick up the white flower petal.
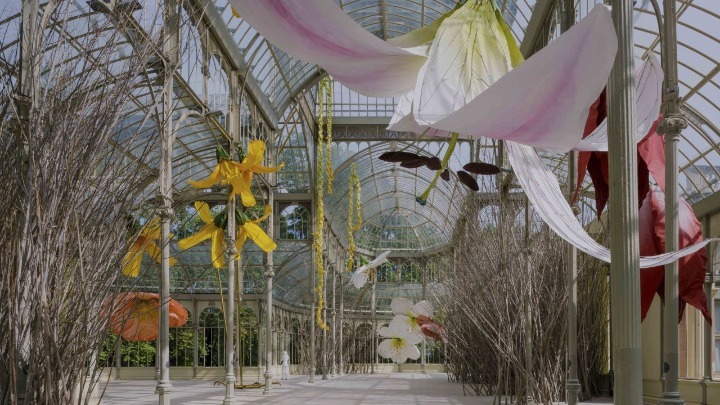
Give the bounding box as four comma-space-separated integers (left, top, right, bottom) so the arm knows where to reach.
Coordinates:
350, 266, 368, 288
391, 298, 414, 316
412, 301, 434, 318
389, 315, 423, 343
391, 352, 409, 364
401, 344, 421, 361
366, 251, 391, 269
378, 326, 393, 338
378, 339, 400, 360
412, 0, 514, 126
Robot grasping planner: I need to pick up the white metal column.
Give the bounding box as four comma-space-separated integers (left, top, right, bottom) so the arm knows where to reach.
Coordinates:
658, 0, 688, 403
608, 1, 643, 403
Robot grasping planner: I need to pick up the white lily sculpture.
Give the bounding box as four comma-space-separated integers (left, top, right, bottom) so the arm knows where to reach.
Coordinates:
349, 251, 391, 289
390, 297, 448, 344
377, 325, 422, 364
230, 0, 617, 152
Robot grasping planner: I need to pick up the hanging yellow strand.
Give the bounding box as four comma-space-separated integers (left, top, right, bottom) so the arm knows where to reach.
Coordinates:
353, 169, 362, 231
314, 80, 329, 330
345, 164, 362, 273
324, 78, 334, 194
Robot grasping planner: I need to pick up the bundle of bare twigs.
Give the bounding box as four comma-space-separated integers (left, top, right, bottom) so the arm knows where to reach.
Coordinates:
440, 193, 609, 404
0, 1, 165, 402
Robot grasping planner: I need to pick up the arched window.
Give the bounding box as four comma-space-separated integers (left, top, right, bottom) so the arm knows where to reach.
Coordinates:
207, 53, 229, 129
199, 307, 224, 366
279, 204, 310, 240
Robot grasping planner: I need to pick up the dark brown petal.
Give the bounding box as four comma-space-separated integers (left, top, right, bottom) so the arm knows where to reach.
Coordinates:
457, 170, 479, 191
378, 151, 420, 163
425, 156, 442, 170
463, 162, 501, 175
440, 168, 450, 181
400, 156, 429, 168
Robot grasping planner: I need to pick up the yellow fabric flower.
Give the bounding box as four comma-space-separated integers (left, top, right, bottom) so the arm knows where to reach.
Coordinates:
177, 201, 277, 269
188, 141, 283, 208
232, 140, 285, 207
122, 217, 177, 278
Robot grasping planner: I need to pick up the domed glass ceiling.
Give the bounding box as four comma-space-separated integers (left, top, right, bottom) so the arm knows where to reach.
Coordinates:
2, 0, 719, 311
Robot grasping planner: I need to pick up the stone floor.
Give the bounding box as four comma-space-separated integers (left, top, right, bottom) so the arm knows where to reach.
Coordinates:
101, 373, 613, 404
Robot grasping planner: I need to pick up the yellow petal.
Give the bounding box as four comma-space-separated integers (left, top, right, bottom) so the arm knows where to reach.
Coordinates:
145, 242, 163, 263
251, 161, 285, 174
188, 164, 222, 189
122, 248, 143, 277
226, 170, 247, 201
234, 228, 249, 258
252, 205, 272, 223
178, 222, 216, 250
194, 201, 214, 224
243, 222, 277, 252
211, 229, 226, 269
242, 140, 266, 168
239, 171, 256, 207
495, 7, 524, 68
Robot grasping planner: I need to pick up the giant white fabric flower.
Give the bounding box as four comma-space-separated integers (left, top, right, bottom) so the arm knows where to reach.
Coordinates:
230, 0, 618, 152
349, 251, 391, 288
389, 298, 434, 340
377, 325, 422, 364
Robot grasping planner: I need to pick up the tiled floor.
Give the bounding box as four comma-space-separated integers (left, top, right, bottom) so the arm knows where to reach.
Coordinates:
101, 373, 613, 404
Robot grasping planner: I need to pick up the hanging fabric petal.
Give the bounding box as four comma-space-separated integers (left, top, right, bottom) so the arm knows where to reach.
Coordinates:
177, 222, 216, 250
188, 164, 222, 189
228, 0, 427, 97
143, 217, 162, 239
211, 229, 226, 269
243, 222, 277, 253
234, 227, 249, 257
239, 170, 256, 208
121, 248, 143, 277
505, 140, 715, 267
195, 201, 214, 224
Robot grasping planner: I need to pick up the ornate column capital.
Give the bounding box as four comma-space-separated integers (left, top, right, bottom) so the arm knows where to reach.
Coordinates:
658, 114, 688, 138
157, 206, 175, 221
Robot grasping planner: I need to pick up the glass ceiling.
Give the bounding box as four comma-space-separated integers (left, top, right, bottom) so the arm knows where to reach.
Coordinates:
2, 0, 719, 312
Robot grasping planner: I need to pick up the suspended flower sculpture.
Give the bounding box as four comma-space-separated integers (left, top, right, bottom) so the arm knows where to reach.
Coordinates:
377, 325, 422, 364
378, 298, 448, 363
188, 140, 284, 207
230, 0, 617, 151
108, 292, 188, 341
390, 298, 447, 343
350, 251, 391, 289
177, 201, 276, 268
122, 217, 176, 277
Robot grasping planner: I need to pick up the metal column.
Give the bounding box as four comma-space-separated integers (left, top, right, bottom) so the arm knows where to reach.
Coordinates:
338, 271, 345, 375
263, 190, 275, 394
608, 1, 643, 403
561, 1, 581, 403
331, 271, 337, 377
658, 0, 688, 403
322, 265, 328, 380
701, 217, 714, 404
370, 274, 377, 374
156, 1, 179, 403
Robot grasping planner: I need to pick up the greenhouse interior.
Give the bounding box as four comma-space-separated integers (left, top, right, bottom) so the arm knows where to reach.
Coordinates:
1, 0, 720, 404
